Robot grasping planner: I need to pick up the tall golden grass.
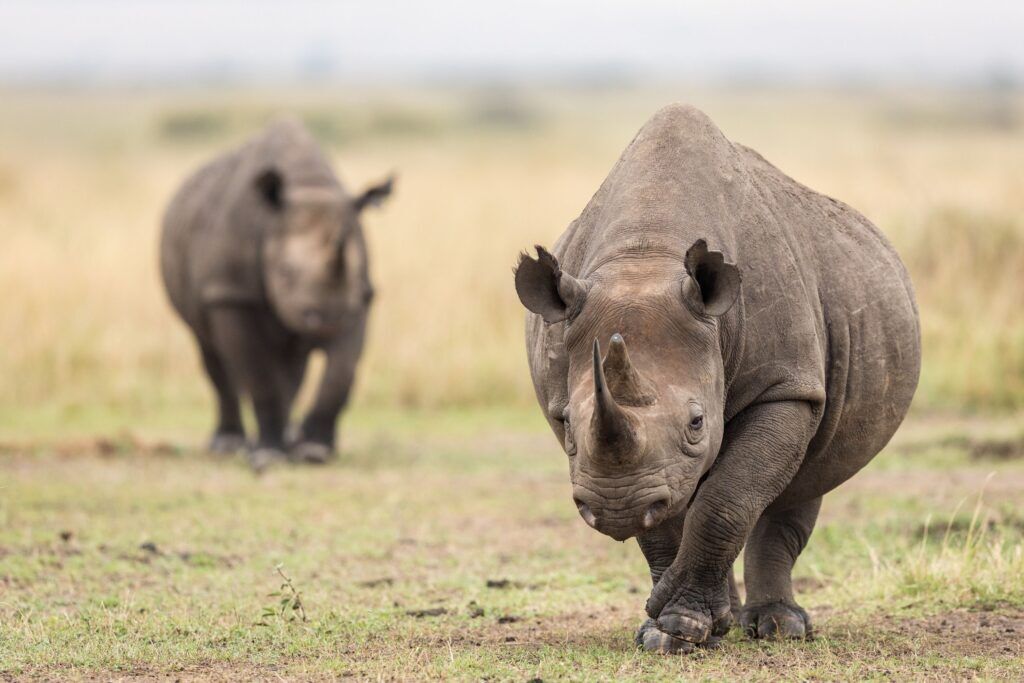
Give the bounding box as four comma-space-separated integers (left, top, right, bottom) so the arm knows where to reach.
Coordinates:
0, 86, 1021, 428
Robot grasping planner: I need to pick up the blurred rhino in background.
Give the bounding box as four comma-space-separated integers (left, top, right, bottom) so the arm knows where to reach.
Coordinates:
515, 104, 920, 653
160, 118, 394, 471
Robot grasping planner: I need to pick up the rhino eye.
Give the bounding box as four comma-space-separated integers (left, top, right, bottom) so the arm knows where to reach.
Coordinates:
561, 411, 577, 456
689, 414, 704, 431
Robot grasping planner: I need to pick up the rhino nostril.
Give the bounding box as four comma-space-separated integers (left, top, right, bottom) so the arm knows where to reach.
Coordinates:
574, 497, 598, 529
641, 498, 670, 530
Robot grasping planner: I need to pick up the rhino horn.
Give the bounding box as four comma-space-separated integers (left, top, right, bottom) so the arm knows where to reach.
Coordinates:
590, 339, 639, 457
602, 333, 656, 407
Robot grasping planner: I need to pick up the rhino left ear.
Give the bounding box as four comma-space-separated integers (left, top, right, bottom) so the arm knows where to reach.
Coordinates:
353, 174, 395, 212
683, 239, 741, 317
254, 167, 285, 210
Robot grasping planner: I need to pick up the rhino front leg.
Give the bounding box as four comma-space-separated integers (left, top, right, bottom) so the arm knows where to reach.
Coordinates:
635, 512, 684, 649
635, 512, 743, 651
208, 307, 290, 471
294, 324, 367, 463
642, 400, 816, 654
740, 496, 821, 640
198, 341, 246, 454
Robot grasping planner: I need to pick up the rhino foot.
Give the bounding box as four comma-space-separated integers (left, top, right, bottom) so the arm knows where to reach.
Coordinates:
208, 432, 247, 455
636, 617, 724, 655
247, 446, 287, 474
740, 601, 812, 640
637, 618, 696, 654
289, 440, 334, 465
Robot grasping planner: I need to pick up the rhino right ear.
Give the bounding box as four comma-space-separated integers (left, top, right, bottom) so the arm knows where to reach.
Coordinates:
514, 246, 586, 323
254, 168, 284, 211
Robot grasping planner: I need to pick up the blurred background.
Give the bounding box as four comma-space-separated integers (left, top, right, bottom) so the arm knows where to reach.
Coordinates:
0, 0, 1021, 432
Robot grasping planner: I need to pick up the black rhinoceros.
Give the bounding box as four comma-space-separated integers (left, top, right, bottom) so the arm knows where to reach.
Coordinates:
161, 119, 393, 470
514, 104, 920, 653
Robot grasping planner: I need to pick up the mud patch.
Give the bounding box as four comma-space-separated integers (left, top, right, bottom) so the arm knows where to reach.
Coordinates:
406, 607, 448, 618
894, 433, 1024, 461
875, 608, 1024, 658
969, 437, 1024, 461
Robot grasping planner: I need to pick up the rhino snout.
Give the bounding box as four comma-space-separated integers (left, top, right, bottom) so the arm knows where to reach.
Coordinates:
572, 487, 672, 541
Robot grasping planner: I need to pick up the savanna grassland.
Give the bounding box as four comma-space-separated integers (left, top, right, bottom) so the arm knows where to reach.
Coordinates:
1, 86, 1023, 680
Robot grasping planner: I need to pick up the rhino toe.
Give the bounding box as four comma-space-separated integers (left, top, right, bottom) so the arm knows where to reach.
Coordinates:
740, 601, 812, 640
247, 447, 287, 474
290, 440, 333, 464
208, 432, 247, 455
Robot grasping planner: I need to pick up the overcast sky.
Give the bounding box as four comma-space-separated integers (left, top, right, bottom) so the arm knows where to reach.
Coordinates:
1, 1, 1021, 85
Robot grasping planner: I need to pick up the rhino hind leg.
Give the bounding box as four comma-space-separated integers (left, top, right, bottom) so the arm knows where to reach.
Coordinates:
740, 496, 822, 640
199, 342, 246, 454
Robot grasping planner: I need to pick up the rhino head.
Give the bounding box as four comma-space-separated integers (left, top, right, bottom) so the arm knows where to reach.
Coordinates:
254, 168, 394, 337
515, 240, 740, 540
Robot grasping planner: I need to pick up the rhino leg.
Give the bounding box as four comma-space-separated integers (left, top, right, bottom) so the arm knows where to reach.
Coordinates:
280, 345, 310, 415
198, 341, 246, 454
635, 512, 742, 651
635, 513, 687, 650
294, 323, 366, 463
642, 401, 816, 654
208, 307, 290, 471
740, 496, 821, 640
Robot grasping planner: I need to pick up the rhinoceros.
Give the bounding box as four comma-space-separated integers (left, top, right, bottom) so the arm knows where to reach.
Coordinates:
514, 104, 920, 653
160, 119, 393, 470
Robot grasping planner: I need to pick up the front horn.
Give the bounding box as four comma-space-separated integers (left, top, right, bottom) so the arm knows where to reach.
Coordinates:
590, 339, 639, 456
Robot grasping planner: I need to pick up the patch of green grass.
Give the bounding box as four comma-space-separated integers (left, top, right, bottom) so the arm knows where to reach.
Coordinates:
1, 412, 1022, 679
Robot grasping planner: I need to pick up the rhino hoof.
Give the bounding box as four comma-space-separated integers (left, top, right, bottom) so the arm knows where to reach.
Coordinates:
290, 441, 333, 464
636, 619, 696, 655
740, 601, 812, 640
247, 447, 286, 474
208, 432, 247, 455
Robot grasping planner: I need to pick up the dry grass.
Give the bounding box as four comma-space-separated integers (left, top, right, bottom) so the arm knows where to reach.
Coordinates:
0, 85, 1022, 430
1, 412, 1022, 680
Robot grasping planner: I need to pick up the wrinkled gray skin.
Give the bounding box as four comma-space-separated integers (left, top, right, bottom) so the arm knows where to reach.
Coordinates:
515, 104, 920, 653
161, 119, 393, 471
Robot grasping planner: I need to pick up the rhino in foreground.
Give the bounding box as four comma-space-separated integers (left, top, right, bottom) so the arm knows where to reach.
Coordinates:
515, 104, 920, 653
161, 119, 393, 470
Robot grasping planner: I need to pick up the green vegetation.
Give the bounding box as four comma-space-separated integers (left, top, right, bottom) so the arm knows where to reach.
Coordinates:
1, 410, 1022, 680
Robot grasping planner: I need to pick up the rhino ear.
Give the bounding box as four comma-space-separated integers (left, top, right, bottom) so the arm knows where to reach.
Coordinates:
353, 174, 395, 212
683, 239, 741, 317
254, 168, 284, 211
515, 246, 586, 324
